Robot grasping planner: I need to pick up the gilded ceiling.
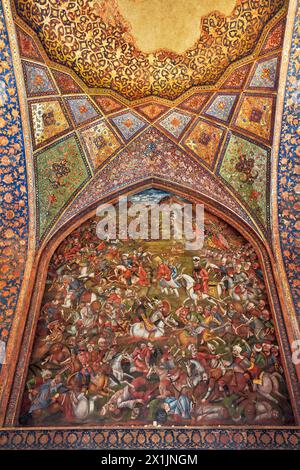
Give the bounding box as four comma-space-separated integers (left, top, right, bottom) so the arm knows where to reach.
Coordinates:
15, 0, 286, 99
116, 0, 237, 53
11, 0, 287, 243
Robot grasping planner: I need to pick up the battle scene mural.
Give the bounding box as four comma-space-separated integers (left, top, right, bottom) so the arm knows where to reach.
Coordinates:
19, 190, 293, 427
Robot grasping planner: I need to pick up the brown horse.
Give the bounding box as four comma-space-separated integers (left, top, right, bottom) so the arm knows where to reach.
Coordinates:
176, 329, 197, 348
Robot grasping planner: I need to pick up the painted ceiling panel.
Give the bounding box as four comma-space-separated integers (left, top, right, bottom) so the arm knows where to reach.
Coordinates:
12, 1, 286, 243
14, 0, 286, 100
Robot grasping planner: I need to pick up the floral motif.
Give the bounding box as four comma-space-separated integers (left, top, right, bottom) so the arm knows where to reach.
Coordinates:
182, 118, 226, 168
134, 104, 169, 122
35, 135, 91, 237
157, 111, 192, 140
15, 0, 285, 100
52, 70, 83, 94
261, 17, 286, 53
30, 99, 72, 149
110, 111, 148, 141
79, 120, 121, 170
219, 133, 270, 225
277, 8, 300, 321
204, 94, 238, 123
92, 96, 125, 115
233, 94, 275, 144
22, 62, 57, 97
64, 96, 100, 126
221, 64, 252, 90
16, 26, 43, 62
0, 2, 28, 351
248, 57, 279, 90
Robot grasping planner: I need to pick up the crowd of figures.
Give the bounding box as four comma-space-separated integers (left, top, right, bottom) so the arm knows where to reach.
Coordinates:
20, 209, 293, 426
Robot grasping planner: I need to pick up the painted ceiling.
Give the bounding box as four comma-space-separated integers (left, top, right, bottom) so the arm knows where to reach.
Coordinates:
10, 0, 288, 246
15, 0, 285, 99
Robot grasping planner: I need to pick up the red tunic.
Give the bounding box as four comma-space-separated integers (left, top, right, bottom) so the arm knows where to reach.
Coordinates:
138, 265, 150, 286
157, 264, 171, 282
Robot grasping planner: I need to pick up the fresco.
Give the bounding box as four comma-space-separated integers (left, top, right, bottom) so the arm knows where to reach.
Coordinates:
15, 0, 286, 99
219, 133, 270, 225
20, 190, 293, 427
35, 135, 91, 237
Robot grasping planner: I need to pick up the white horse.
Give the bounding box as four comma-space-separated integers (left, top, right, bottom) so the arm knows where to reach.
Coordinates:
70, 391, 97, 420
130, 313, 178, 339
159, 277, 180, 297
175, 274, 219, 306
186, 359, 206, 387
110, 352, 136, 383
130, 319, 165, 339
253, 372, 287, 404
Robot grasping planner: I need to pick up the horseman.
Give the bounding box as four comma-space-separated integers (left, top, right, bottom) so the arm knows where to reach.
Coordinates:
137, 263, 150, 287
149, 302, 167, 333
157, 260, 172, 284
156, 259, 180, 296
232, 344, 262, 389
132, 343, 152, 372
76, 347, 93, 387
188, 344, 220, 373
131, 298, 154, 332
192, 256, 209, 295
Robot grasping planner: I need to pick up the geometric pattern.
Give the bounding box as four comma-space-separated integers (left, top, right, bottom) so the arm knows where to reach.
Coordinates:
219, 133, 269, 225
261, 18, 286, 54
156, 110, 192, 141
64, 96, 100, 127
221, 63, 252, 90
35, 135, 91, 238
92, 96, 125, 115
15, 0, 285, 100
134, 103, 169, 122
204, 94, 238, 124
29, 99, 72, 149
178, 93, 212, 113
182, 118, 226, 169
56, 128, 256, 238
16, 27, 43, 62
79, 120, 121, 171
0, 428, 300, 450
233, 94, 275, 144
248, 57, 279, 90
52, 70, 83, 94
277, 9, 300, 325
22, 62, 57, 97
110, 111, 148, 141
